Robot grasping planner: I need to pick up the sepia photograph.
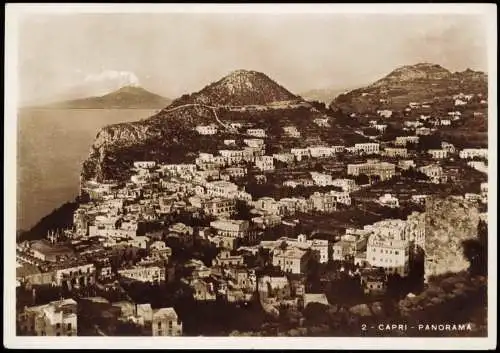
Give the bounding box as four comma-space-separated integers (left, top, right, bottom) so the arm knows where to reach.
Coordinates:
4, 3, 497, 350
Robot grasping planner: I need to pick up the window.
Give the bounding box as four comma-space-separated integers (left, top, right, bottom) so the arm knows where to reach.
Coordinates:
158, 322, 162, 329
67, 323, 72, 330
56, 323, 61, 329
56, 333, 60, 336
157, 330, 163, 336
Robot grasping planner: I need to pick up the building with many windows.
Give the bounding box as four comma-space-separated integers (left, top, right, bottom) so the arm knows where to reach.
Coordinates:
17, 299, 78, 336
195, 124, 218, 135
347, 160, 396, 181
366, 235, 409, 276
272, 247, 310, 274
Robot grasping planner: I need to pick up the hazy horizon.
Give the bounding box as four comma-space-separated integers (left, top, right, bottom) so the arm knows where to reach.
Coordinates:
19, 13, 488, 103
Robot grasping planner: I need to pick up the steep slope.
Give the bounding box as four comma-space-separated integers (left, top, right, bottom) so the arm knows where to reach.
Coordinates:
80, 70, 361, 183
41, 86, 171, 109
168, 69, 300, 107
330, 63, 487, 114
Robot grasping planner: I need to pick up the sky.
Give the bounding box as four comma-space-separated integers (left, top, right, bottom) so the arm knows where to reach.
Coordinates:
18, 12, 489, 103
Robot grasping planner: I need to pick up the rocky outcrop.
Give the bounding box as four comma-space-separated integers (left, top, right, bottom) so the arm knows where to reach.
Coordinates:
424, 196, 481, 279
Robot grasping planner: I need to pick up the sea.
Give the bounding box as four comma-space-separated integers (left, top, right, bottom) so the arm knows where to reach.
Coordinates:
16, 108, 158, 231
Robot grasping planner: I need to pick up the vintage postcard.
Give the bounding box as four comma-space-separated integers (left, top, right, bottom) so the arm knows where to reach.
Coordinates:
4, 3, 497, 350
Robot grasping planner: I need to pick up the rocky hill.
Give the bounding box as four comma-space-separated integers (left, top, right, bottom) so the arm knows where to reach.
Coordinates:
80, 70, 362, 183
330, 63, 488, 114
41, 86, 171, 109
424, 196, 481, 280
168, 70, 301, 107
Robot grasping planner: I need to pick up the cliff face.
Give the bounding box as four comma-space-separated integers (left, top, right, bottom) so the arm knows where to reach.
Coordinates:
424, 196, 480, 279
81, 105, 218, 182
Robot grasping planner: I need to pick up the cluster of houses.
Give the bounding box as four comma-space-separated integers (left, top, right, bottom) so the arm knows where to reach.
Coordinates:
16, 87, 488, 335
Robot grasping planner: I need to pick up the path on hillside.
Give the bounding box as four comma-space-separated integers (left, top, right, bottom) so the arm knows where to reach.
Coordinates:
163, 103, 233, 130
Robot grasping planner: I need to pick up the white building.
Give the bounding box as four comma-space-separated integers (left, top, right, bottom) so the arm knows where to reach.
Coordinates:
383, 148, 408, 158
255, 156, 274, 171
415, 127, 433, 136
313, 118, 330, 127
395, 136, 419, 146
308, 146, 336, 158
398, 160, 416, 170
283, 126, 301, 138
428, 149, 449, 160
273, 153, 295, 164
378, 194, 399, 208
331, 178, 357, 192
467, 161, 488, 174
290, 148, 310, 161
272, 247, 309, 274
17, 299, 78, 336
419, 164, 447, 184
481, 182, 488, 204
366, 235, 409, 276
203, 197, 236, 217
353, 143, 380, 155
246, 128, 266, 138
210, 219, 249, 239
377, 110, 393, 118
118, 265, 166, 283
329, 190, 351, 206
243, 138, 264, 148
205, 181, 239, 198
347, 160, 396, 181
373, 124, 388, 133
310, 172, 333, 186
459, 148, 488, 160
152, 308, 182, 336
195, 124, 218, 135
134, 161, 156, 169
441, 142, 456, 153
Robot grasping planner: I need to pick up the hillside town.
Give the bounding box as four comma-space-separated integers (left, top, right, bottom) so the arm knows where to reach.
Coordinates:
16, 76, 488, 337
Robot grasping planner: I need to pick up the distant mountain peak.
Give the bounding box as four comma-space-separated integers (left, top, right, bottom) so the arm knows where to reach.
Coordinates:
40, 85, 171, 109
106, 85, 150, 95
331, 62, 487, 114
372, 63, 451, 86
169, 69, 300, 107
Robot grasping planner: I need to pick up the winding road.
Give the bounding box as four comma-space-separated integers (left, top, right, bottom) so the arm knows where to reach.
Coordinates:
163, 103, 233, 130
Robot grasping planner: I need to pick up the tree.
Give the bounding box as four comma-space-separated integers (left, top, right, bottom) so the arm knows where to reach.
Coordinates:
354, 174, 370, 185
235, 200, 252, 220
401, 167, 429, 181
462, 220, 487, 276
313, 162, 324, 172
